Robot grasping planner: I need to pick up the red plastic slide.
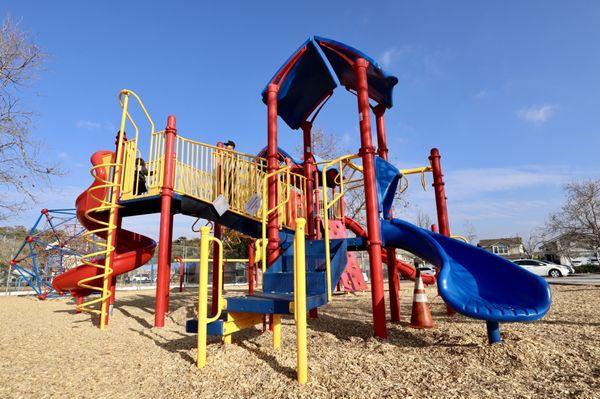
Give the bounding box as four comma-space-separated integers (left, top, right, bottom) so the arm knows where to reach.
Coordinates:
343, 216, 436, 285
52, 150, 156, 296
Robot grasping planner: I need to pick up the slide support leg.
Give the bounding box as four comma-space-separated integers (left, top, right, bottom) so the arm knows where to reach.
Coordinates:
486, 321, 502, 344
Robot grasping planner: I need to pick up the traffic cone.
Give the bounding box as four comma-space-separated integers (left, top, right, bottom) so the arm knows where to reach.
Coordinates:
410, 270, 434, 329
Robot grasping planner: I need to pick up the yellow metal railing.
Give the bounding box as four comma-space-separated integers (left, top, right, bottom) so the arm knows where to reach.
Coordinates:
399, 165, 432, 192
174, 137, 268, 217
77, 90, 145, 328
321, 154, 362, 301
77, 152, 118, 328
452, 235, 469, 243
196, 226, 224, 369
293, 218, 308, 384
260, 166, 307, 274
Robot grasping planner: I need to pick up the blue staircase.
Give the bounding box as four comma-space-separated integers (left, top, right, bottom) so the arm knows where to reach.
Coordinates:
186, 232, 349, 335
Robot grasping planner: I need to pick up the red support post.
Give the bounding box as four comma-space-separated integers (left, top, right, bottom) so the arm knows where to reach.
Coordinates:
429, 148, 456, 316
301, 121, 316, 239
76, 295, 84, 314
154, 115, 177, 328
354, 58, 387, 339
248, 242, 255, 295
374, 104, 401, 323
266, 84, 281, 266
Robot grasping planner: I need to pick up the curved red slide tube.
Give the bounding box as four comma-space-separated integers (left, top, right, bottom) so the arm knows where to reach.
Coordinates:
52, 150, 156, 296
343, 216, 435, 285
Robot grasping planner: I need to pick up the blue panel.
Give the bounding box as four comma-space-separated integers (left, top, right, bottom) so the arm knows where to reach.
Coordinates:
261, 39, 338, 130
314, 36, 398, 109
375, 157, 401, 216
380, 218, 552, 323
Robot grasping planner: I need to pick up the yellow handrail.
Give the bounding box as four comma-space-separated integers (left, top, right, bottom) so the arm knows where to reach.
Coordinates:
451, 235, 469, 243
261, 166, 291, 276
196, 226, 225, 368
400, 165, 431, 191
76, 94, 134, 328
321, 154, 361, 301
293, 218, 308, 384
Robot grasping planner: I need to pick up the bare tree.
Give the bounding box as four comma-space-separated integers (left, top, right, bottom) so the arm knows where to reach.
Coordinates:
415, 209, 433, 229
461, 220, 477, 244
545, 180, 600, 261
523, 229, 544, 259
0, 17, 58, 219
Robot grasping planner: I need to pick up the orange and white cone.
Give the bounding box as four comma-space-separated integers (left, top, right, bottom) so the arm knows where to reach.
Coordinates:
410, 270, 434, 329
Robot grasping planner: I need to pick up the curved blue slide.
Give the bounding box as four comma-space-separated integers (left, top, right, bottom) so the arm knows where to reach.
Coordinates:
381, 218, 552, 343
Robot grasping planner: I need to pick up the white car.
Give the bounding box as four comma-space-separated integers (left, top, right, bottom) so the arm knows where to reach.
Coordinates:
513, 259, 571, 277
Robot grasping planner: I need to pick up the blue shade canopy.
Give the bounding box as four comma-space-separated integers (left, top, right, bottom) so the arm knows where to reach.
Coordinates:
262, 39, 337, 130
314, 36, 398, 109
262, 36, 399, 130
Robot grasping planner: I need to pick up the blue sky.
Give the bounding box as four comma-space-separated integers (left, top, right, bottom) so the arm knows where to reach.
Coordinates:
2, 1, 600, 241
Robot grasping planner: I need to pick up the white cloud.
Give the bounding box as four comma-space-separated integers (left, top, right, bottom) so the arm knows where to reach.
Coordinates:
75, 120, 116, 132
472, 89, 488, 100
380, 48, 397, 68
517, 104, 558, 125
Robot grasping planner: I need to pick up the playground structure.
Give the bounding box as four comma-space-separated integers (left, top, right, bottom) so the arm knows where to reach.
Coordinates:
7, 209, 87, 299
51, 36, 552, 383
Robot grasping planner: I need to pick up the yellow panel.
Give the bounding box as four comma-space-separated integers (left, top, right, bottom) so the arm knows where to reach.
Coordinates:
222, 312, 264, 335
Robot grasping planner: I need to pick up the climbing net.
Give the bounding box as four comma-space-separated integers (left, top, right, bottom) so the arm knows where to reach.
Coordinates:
8, 209, 91, 299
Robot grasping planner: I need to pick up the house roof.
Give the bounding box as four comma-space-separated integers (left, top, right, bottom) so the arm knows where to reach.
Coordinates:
478, 237, 523, 247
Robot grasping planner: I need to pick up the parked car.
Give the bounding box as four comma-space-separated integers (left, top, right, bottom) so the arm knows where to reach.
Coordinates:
571, 259, 583, 267
513, 259, 571, 277
131, 275, 151, 284
418, 265, 437, 277
537, 260, 574, 275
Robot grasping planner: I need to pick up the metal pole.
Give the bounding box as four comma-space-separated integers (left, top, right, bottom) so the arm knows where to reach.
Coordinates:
354, 58, 387, 339
374, 104, 401, 323
301, 121, 316, 239
429, 148, 455, 316
154, 115, 177, 327
266, 83, 281, 266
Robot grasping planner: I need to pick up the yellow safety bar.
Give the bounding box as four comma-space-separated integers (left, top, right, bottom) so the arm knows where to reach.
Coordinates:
451, 235, 469, 243
261, 166, 289, 274
400, 165, 432, 192
76, 92, 141, 328
293, 218, 308, 384
118, 89, 158, 199
196, 226, 224, 369
321, 154, 362, 301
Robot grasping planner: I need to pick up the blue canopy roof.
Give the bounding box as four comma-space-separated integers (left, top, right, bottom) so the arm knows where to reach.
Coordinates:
261, 36, 399, 130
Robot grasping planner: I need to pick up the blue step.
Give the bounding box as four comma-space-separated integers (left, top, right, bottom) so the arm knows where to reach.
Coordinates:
186, 236, 349, 334
263, 272, 326, 295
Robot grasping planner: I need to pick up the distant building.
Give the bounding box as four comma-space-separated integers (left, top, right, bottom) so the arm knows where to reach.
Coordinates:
539, 234, 595, 266
477, 237, 525, 260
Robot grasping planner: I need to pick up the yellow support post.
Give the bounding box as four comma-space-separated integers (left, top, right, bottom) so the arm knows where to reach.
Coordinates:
222, 335, 232, 345
196, 226, 210, 369
294, 218, 308, 385
272, 314, 281, 349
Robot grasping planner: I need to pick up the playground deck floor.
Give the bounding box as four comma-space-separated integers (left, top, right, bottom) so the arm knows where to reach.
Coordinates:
1, 283, 598, 398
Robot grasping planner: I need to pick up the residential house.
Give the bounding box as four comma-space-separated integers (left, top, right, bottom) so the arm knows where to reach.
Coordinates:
540, 234, 596, 266
477, 237, 525, 260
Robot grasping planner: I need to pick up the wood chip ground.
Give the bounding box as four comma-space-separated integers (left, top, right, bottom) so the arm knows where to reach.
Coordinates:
1, 283, 598, 398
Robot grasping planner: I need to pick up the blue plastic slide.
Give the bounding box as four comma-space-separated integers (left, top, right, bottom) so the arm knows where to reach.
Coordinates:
381, 218, 552, 343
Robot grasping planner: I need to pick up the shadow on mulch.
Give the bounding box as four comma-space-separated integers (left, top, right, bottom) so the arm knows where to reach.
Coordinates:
541, 319, 600, 327
238, 341, 296, 380
309, 313, 432, 347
